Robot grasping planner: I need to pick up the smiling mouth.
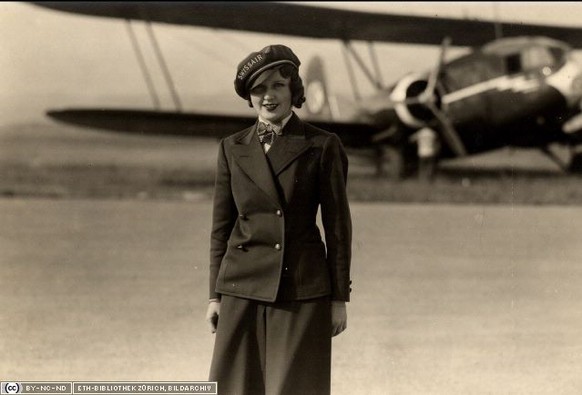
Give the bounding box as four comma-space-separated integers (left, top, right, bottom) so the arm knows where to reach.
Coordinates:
263, 103, 279, 111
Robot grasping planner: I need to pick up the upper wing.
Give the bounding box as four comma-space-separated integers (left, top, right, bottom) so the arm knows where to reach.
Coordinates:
33, 2, 582, 48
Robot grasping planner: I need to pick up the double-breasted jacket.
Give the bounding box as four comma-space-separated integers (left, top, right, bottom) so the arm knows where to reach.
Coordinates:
209, 113, 352, 302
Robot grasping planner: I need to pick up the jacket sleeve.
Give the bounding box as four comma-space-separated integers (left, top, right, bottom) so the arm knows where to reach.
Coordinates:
209, 139, 237, 300
319, 133, 352, 302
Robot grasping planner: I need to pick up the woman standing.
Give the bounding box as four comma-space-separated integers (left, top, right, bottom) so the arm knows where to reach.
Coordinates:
206, 44, 352, 395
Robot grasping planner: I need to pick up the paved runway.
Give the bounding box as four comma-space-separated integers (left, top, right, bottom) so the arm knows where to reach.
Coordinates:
2, 198, 582, 394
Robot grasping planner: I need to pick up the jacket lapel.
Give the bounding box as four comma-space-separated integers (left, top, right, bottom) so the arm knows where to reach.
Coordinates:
267, 114, 313, 176
231, 124, 281, 207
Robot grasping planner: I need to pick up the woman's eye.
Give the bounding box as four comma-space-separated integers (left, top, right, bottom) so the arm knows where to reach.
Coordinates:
251, 86, 266, 95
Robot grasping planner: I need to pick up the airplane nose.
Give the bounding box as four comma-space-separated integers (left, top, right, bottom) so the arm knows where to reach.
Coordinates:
550, 58, 582, 107
572, 73, 582, 97
562, 69, 582, 134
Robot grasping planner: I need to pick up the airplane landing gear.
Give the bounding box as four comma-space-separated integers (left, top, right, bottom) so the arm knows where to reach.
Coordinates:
569, 148, 582, 174
559, 144, 582, 174
374, 145, 418, 179
375, 146, 403, 179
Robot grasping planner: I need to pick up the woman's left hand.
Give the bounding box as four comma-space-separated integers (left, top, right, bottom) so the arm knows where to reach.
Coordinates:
331, 301, 347, 337
206, 300, 221, 334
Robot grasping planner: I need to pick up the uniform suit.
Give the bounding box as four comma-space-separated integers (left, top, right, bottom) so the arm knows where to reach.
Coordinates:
208, 112, 352, 395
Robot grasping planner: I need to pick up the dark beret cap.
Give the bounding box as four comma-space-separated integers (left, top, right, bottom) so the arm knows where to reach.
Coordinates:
234, 44, 300, 99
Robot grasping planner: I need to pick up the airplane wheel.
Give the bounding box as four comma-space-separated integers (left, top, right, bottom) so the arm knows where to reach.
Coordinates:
569, 152, 582, 174
375, 146, 405, 179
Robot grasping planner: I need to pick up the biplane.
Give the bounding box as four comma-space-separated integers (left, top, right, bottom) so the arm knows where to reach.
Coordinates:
33, 2, 582, 177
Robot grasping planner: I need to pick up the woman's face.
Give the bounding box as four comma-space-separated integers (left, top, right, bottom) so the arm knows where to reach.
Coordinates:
249, 68, 293, 124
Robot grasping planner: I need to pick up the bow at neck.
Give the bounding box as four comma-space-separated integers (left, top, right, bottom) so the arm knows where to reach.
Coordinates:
257, 121, 283, 145
257, 121, 283, 135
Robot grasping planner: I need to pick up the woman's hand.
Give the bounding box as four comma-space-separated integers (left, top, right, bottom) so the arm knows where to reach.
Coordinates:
206, 300, 221, 334
331, 301, 347, 337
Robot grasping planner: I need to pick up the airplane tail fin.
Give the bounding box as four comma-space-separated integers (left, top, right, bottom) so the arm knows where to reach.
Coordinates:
303, 56, 338, 120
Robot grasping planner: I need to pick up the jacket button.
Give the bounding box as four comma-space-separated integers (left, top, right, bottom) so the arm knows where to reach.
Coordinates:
274, 243, 282, 251
238, 214, 247, 220
276, 209, 282, 217
236, 244, 245, 251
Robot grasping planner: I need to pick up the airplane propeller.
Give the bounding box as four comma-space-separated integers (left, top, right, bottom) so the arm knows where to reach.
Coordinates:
425, 37, 451, 100
419, 36, 467, 157
384, 37, 466, 156
425, 100, 467, 157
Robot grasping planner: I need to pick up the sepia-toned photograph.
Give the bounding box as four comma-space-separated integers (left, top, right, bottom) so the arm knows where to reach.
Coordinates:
2, 2, 582, 394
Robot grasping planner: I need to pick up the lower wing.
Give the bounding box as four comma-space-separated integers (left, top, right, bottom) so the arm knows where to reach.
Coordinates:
46, 108, 381, 148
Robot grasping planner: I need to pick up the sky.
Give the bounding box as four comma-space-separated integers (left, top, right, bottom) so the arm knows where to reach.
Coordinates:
2, 2, 582, 127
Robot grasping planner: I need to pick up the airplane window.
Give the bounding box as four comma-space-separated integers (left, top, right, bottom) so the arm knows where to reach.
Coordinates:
523, 46, 555, 70
505, 53, 522, 74
549, 47, 566, 63
442, 59, 494, 91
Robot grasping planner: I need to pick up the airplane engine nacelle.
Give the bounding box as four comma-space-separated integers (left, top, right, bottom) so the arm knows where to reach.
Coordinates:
390, 73, 440, 129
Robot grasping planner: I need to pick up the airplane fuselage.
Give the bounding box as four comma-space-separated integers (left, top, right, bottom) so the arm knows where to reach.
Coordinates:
383, 36, 582, 158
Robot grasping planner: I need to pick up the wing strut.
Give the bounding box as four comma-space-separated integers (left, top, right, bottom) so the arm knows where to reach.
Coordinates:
125, 19, 161, 109
342, 41, 383, 90
144, 20, 183, 112
341, 42, 361, 102
368, 42, 384, 89
540, 146, 568, 171
493, 3, 504, 40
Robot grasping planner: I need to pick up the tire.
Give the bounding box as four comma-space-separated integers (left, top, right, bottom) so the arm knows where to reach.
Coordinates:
375, 145, 405, 180
569, 152, 582, 173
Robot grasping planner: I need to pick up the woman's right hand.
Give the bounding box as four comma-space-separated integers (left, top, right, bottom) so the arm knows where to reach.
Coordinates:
206, 300, 221, 334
